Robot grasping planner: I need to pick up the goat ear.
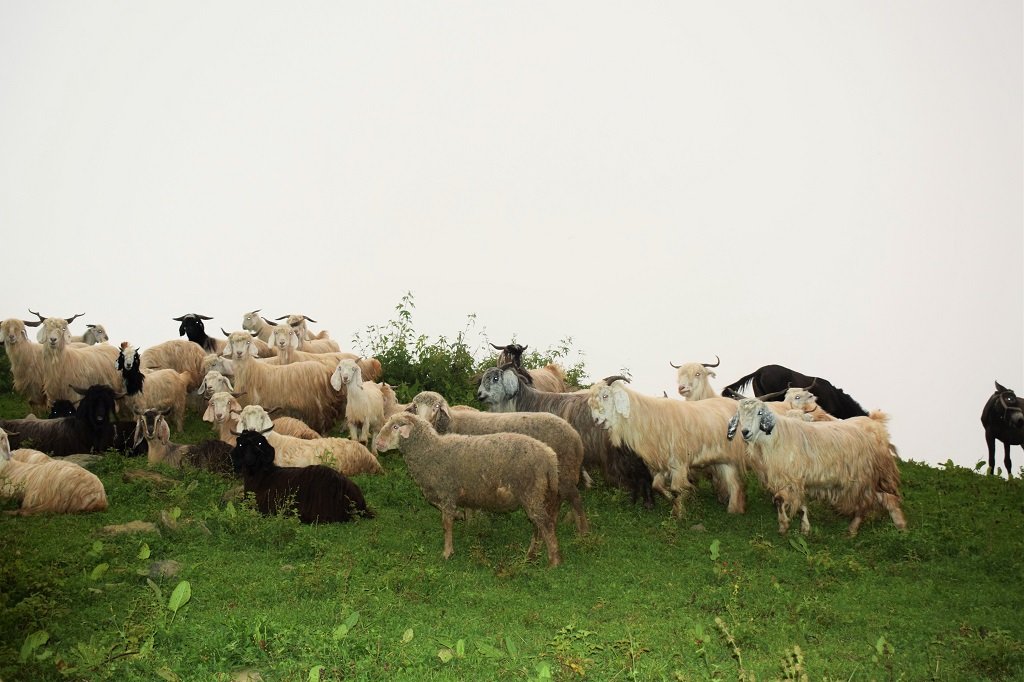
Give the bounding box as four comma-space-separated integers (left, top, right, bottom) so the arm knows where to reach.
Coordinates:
707, 369, 717, 379
35, 326, 47, 343
434, 403, 451, 434
196, 379, 208, 395
202, 401, 216, 422
759, 409, 776, 435
330, 371, 343, 392
133, 418, 146, 447
502, 369, 520, 396
995, 381, 1008, 392
726, 412, 739, 440
156, 417, 170, 442
248, 342, 259, 358
611, 384, 630, 418
289, 332, 299, 350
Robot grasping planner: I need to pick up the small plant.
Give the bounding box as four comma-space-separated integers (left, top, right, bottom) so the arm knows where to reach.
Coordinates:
167, 580, 191, 622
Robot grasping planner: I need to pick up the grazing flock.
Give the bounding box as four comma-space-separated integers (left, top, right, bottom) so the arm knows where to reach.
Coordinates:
6, 308, 981, 569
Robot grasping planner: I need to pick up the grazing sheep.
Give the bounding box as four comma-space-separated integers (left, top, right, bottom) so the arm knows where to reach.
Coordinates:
1, 384, 122, 456
374, 412, 562, 566
331, 359, 385, 447
587, 377, 748, 518
727, 398, 907, 536
24, 311, 123, 405
223, 330, 344, 434
133, 410, 234, 475
235, 405, 383, 476
476, 365, 655, 508
1, 318, 48, 414
231, 429, 373, 524
670, 356, 721, 401
72, 323, 109, 345
203, 392, 322, 445
116, 343, 192, 432
491, 343, 569, 392
408, 390, 589, 534
0, 427, 108, 514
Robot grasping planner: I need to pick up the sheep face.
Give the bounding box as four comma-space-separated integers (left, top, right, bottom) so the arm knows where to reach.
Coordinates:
84, 325, 109, 344
231, 430, 277, 473
223, 332, 259, 360
197, 371, 234, 397
374, 414, 414, 453
408, 391, 451, 432
1, 319, 30, 346
726, 399, 777, 443
203, 392, 243, 425
784, 388, 819, 414
586, 380, 631, 429
330, 359, 361, 392
269, 326, 299, 354
476, 367, 521, 406
241, 310, 264, 334
116, 345, 141, 372
237, 405, 275, 433
37, 318, 71, 350
675, 362, 715, 399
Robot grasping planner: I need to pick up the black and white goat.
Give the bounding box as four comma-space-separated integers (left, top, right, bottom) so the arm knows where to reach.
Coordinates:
116, 343, 192, 432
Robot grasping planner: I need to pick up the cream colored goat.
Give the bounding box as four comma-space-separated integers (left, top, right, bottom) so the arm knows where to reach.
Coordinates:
0, 427, 108, 514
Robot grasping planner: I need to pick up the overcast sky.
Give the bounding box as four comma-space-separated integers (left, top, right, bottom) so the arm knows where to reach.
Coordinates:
1, 2, 1021, 473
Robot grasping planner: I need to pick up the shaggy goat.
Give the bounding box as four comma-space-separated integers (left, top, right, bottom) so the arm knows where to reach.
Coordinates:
133, 410, 234, 474
0, 427, 108, 514
1, 384, 121, 456
25, 311, 123, 405
223, 330, 344, 433
490, 343, 570, 393
242, 309, 277, 342
72, 323, 109, 345
231, 429, 373, 524
1, 318, 48, 414
235, 405, 383, 476
331, 359, 385, 447
375, 412, 562, 566
140, 339, 208, 393
264, 325, 382, 380
173, 313, 225, 354
477, 365, 655, 508
408, 390, 589, 534
116, 344, 192, 431
727, 398, 906, 536
274, 314, 340, 353
981, 381, 1024, 478
203, 392, 322, 445
587, 377, 748, 518
670, 356, 721, 401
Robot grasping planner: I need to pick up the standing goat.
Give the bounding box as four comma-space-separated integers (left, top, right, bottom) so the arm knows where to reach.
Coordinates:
491, 343, 569, 393
331, 359, 385, 447
727, 398, 906, 536
1, 318, 48, 415
24, 311, 123, 405
116, 343, 191, 432
981, 381, 1024, 478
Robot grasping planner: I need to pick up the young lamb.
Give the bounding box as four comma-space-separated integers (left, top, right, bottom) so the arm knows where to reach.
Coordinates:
134, 411, 234, 475
231, 429, 373, 524
374, 412, 562, 567
0, 427, 108, 514
727, 398, 907, 536
407, 390, 589, 534
330, 359, 385, 448
116, 343, 192, 432
235, 405, 383, 476
203, 392, 322, 445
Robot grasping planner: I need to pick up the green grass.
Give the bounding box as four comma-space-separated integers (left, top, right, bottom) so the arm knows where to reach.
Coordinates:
2, 396, 1024, 681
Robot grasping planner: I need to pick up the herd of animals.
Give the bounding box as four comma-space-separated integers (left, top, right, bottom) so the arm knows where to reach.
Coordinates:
1, 309, 1021, 567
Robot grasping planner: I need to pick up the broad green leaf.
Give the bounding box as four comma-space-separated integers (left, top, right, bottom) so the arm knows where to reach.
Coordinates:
146, 578, 163, 602
344, 611, 360, 629
170, 506, 182, 520
138, 543, 151, 560
401, 628, 414, 644
19, 630, 48, 661
455, 639, 465, 657
168, 580, 192, 614
308, 665, 323, 681
709, 539, 721, 561
90, 563, 109, 581
505, 635, 519, 658
438, 648, 454, 663
224, 501, 236, 517
90, 540, 103, 555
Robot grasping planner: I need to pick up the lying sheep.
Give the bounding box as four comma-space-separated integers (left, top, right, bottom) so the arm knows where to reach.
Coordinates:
374, 412, 562, 567
231, 429, 373, 524
236, 405, 383, 476
134, 410, 234, 475
202, 392, 322, 446
408, 390, 589, 534
0, 427, 108, 514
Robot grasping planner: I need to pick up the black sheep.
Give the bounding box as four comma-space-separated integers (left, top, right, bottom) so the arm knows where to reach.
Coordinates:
1, 384, 120, 455
231, 430, 374, 523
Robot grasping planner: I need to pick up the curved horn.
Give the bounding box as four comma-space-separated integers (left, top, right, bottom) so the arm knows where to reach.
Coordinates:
250, 309, 261, 315
68, 384, 91, 396
602, 375, 632, 385
250, 331, 260, 337
23, 309, 46, 326
86, 324, 96, 329
669, 361, 681, 369
260, 426, 274, 434
755, 387, 789, 401
702, 355, 721, 368
65, 313, 85, 324
172, 315, 186, 321
302, 315, 317, 323
261, 317, 279, 326
230, 428, 242, 436
274, 315, 288, 321
222, 327, 231, 337
490, 343, 507, 351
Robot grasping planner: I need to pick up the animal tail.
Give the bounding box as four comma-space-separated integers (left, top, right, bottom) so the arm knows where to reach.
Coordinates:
722, 371, 758, 395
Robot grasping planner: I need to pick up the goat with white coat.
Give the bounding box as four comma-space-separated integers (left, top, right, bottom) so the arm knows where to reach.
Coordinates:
331, 358, 385, 448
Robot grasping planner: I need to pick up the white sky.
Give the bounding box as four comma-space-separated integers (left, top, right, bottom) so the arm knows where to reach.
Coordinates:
1, 2, 1021, 473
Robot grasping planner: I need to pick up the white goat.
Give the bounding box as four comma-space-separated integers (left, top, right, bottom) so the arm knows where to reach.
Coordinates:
197, 370, 235, 399
203, 391, 322, 445
1, 318, 48, 414
0, 427, 108, 514
727, 398, 907, 536
671, 356, 721, 401
783, 387, 836, 422
587, 377, 748, 518
241, 309, 276, 343
223, 330, 344, 434
331, 359, 385, 447
273, 314, 341, 353
26, 312, 123, 405
236, 405, 383, 476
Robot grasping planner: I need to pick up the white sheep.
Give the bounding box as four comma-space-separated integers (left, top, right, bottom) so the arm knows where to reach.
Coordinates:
203, 391, 322, 445
196, 370, 235, 399
235, 405, 383, 476
1, 318, 48, 415
587, 377, 748, 518
331, 358, 385, 447
26, 312, 123, 405
727, 398, 907, 536
374, 412, 562, 566
408, 390, 589, 534
0, 427, 108, 514
223, 330, 344, 434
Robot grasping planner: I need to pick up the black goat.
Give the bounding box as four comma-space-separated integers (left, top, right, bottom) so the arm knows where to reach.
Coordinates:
173, 313, 220, 354
722, 364, 868, 419
1, 384, 121, 456
47, 400, 77, 418
981, 381, 1024, 478
231, 430, 374, 523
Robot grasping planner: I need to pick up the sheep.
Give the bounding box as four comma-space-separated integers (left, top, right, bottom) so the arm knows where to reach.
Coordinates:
670, 356, 721, 401
116, 343, 192, 432
374, 412, 562, 566
408, 390, 589, 534
586, 376, 749, 518
222, 330, 344, 434
330, 359, 385, 447
476, 365, 655, 508
203, 392, 322, 445
235, 405, 383, 476
140, 339, 208, 393
1, 318, 48, 415
133, 410, 234, 475
273, 314, 341, 353
726, 398, 907, 536
71, 323, 109, 345
0, 427, 108, 514
231, 429, 373, 524
491, 343, 569, 392
23, 311, 123, 405
264, 325, 382, 380
1, 384, 122, 456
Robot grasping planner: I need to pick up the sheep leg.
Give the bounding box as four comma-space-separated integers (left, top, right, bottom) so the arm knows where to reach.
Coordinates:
713, 464, 746, 515
877, 492, 908, 530
774, 493, 792, 534
798, 505, 811, 535
567, 488, 590, 535
651, 472, 675, 501
580, 468, 593, 489
667, 466, 694, 519
441, 510, 457, 559
847, 515, 864, 537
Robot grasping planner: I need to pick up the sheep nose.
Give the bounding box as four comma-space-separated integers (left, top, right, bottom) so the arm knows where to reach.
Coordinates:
741, 429, 751, 439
